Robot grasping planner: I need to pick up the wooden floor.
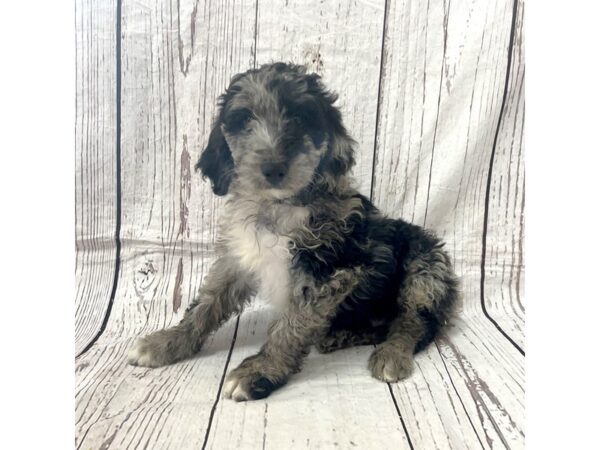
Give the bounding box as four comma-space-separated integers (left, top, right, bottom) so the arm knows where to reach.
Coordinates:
75, 0, 525, 448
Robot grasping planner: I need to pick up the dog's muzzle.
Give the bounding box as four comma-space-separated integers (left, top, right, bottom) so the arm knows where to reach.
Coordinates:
261, 162, 288, 187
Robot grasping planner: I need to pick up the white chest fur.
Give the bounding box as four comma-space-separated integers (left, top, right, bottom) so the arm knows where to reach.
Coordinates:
222, 202, 309, 309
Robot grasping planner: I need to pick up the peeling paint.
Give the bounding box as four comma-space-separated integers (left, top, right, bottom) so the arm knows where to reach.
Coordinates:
173, 257, 184, 313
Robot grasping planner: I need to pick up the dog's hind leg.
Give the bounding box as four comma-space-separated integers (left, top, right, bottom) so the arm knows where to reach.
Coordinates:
315, 326, 388, 354
127, 256, 254, 368
368, 309, 424, 382
369, 244, 459, 382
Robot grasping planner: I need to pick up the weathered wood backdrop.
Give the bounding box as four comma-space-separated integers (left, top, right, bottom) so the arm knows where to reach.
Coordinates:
75, 0, 524, 448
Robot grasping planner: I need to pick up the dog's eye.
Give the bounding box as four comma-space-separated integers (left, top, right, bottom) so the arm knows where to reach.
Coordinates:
223, 108, 253, 133
289, 111, 319, 130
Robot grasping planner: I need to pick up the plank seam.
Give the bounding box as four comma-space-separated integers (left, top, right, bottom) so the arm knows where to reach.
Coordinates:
201, 315, 241, 450
253, 0, 259, 68
386, 382, 415, 450
480, 0, 525, 356
423, 0, 448, 227
77, 0, 123, 358
368, 0, 389, 201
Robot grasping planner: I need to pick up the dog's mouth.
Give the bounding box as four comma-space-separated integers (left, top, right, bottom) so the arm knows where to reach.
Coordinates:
265, 187, 295, 200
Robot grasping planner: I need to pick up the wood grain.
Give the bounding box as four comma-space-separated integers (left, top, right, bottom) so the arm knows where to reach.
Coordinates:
75, 0, 118, 355
438, 316, 524, 449
390, 344, 485, 449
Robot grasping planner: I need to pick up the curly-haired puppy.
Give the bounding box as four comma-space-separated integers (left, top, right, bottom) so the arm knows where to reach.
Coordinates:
128, 62, 459, 401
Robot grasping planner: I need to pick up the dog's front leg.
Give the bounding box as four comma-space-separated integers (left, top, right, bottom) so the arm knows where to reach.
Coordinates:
223, 268, 360, 401
128, 256, 254, 367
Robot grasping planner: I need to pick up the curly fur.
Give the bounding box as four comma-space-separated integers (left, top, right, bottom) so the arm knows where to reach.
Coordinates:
128, 62, 459, 400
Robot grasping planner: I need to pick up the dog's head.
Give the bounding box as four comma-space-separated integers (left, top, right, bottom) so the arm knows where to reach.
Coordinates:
196, 63, 355, 198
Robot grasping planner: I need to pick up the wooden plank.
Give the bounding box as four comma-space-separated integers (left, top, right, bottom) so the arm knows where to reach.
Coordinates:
372, 0, 524, 448
483, 0, 525, 347
75, 0, 118, 354
438, 315, 525, 449
371, 0, 446, 222
76, 0, 257, 447
205, 303, 412, 450
391, 343, 485, 449
255, 0, 386, 194
75, 310, 237, 450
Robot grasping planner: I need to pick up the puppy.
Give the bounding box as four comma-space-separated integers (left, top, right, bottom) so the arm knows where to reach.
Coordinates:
128, 62, 459, 401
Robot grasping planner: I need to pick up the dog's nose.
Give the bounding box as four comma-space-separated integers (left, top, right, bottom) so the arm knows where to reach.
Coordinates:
261, 162, 288, 186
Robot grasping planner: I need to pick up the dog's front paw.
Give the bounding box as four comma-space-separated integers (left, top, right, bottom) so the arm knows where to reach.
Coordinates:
127, 328, 194, 368
368, 345, 414, 382
127, 333, 171, 368
223, 357, 286, 401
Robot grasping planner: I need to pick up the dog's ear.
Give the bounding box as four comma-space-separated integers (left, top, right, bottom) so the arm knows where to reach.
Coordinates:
196, 69, 258, 195
195, 121, 234, 196
327, 130, 356, 177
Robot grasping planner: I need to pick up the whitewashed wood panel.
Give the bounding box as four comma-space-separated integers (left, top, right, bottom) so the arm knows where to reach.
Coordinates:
371, 0, 447, 222
483, 0, 525, 347
372, 0, 524, 448
75, 0, 118, 354
390, 345, 485, 449
255, 0, 386, 194
75, 315, 238, 450
438, 315, 524, 449
205, 303, 412, 450
76, 1, 257, 447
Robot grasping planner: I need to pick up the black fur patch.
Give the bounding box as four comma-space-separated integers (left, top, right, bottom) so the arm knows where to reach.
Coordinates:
414, 308, 441, 353
292, 193, 451, 345
195, 121, 234, 196
222, 108, 254, 134
248, 377, 286, 400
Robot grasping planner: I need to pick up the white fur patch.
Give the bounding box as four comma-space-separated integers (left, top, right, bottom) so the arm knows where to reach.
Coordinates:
228, 223, 292, 308
382, 363, 398, 382
223, 377, 249, 401
127, 340, 154, 367
222, 202, 309, 308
